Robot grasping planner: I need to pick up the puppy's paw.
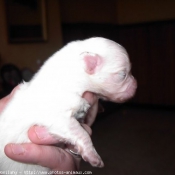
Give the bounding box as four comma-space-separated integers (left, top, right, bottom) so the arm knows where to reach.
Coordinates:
82, 147, 104, 167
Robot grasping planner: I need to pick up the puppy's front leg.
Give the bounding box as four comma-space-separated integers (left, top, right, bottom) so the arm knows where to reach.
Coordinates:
48, 116, 104, 167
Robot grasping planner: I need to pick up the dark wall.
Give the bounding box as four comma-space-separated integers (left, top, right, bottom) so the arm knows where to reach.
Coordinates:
62, 21, 175, 106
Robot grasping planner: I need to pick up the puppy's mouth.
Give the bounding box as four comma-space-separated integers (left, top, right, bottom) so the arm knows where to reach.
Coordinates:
98, 78, 137, 103
117, 79, 137, 102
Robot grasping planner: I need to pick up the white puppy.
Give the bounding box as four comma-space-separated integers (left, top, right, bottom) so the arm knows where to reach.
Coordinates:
0, 37, 137, 173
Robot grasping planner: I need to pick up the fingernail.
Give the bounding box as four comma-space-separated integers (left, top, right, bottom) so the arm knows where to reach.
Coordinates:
11, 144, 25, 155
34, 125, 49, 139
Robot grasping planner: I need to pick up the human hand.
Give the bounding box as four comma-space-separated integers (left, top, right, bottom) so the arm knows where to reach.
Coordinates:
1, 87, 97, 173
5, 125, 84, 172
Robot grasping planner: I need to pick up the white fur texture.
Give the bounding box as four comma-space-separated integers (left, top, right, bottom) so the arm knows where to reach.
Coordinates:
0, 37, 137, 174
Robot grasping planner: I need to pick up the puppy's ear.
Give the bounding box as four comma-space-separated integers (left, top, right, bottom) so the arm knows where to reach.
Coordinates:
81, 52, 102, 74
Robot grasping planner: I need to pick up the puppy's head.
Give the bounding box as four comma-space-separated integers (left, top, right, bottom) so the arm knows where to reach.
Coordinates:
81, 37, 137, 103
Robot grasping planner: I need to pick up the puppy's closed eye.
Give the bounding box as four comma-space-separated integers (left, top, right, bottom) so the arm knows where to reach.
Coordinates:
118, 70, 127, 80
112, 71, 127, 83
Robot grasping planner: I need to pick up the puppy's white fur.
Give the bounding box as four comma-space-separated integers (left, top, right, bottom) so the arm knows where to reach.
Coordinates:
0, 37, 137, 173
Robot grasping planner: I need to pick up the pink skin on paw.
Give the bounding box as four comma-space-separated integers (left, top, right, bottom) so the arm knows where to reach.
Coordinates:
82, 148, 104, 167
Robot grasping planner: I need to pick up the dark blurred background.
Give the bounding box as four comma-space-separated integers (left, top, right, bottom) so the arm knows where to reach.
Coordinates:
0, 0, 175, 174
